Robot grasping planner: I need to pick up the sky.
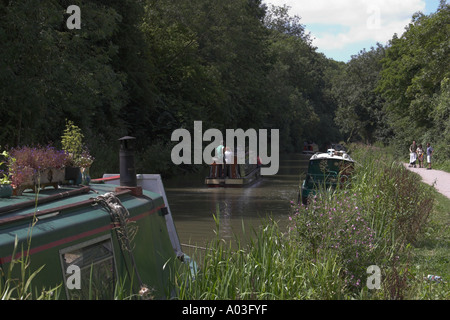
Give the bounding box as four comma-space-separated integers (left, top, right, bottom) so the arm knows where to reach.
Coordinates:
262, 0, 444, 62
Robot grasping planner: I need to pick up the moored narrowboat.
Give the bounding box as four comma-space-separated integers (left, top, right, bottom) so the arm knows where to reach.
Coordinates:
300, 149, 354, 205
302, 142, 319, 154
0, 137, 193, 299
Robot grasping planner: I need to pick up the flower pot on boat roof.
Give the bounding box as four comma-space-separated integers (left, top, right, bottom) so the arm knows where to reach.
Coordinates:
13, 167, 66, 196
7, 146, 68, 195
64, 151, 93, 185
61, 121, 94, 185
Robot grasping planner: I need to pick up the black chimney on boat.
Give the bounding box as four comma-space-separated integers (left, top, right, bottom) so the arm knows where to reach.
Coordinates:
118, 136, 137, 188
118, 136, 137, 187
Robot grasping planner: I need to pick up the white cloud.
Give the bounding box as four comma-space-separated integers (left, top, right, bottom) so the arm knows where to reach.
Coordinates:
263, 0, 426, 51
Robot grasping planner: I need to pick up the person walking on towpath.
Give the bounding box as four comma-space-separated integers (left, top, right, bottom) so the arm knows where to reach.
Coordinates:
426, 143, 434, 170
409, 140, 418, 168
417, 144, 425, 168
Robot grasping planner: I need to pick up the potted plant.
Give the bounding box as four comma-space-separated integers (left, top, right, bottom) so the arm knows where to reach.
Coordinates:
8, 145, 68, 195
77, 148, 94, 185
61, 120, 84, 184
0, 149, 13, 198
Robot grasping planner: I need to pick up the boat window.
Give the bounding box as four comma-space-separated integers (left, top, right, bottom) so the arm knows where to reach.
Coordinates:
60, 235, 116, 300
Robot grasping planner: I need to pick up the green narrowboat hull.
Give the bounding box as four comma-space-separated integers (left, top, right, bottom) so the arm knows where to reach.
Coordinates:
0, 184, 184, 299
300, 150, 354, 205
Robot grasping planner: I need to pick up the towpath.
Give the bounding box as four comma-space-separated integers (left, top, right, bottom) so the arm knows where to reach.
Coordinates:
403, 164, 450, 199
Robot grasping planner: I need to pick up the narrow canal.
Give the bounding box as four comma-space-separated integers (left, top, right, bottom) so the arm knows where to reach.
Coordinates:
164, 154, 309, 250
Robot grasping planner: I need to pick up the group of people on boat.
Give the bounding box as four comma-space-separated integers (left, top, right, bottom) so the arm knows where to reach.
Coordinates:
209, 141, 262, 180
409, 140, 434, 169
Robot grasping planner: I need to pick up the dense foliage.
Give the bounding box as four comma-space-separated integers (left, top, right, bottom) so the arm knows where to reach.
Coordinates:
1, 1, 448, 177
334, 2, 449, 167
0, 1, 340, 177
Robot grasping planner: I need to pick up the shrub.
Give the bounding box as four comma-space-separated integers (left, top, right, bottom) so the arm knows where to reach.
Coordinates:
290, 192, 377, 291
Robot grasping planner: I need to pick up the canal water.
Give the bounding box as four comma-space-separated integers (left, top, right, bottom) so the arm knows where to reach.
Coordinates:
164, 154, 309, 250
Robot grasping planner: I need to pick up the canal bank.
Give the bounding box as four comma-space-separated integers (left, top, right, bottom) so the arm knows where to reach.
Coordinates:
165, 154, 309, 249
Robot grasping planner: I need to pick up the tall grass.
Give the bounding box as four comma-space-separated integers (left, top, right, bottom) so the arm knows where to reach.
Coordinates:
0, 235, 62, 300
175, 217, 346, 300
175, 143, 447, 300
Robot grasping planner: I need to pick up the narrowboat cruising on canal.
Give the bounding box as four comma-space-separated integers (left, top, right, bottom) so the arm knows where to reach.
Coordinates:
205, 150, 261, 187
300, 149, 355, 205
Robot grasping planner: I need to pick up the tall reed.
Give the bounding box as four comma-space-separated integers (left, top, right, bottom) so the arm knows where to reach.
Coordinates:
176, 217, 346, 300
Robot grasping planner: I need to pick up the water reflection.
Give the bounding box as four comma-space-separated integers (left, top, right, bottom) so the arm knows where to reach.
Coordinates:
165, 154, 309, 248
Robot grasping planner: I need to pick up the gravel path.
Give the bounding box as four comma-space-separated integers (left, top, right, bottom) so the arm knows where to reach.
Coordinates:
403, 163, 450, 199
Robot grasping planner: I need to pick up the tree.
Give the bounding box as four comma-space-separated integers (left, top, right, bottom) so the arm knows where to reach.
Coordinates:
0, 0, 128, 147
377, 3, 450, 151
334, 45, 387, 143
263, 4, 339, 151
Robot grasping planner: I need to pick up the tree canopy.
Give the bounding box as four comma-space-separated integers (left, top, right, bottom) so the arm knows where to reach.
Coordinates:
1, 1, 448, 176
333, 2, 449, 163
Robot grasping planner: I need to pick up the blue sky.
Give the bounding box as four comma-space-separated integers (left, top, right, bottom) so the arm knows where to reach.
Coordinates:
263, 0, 444, 62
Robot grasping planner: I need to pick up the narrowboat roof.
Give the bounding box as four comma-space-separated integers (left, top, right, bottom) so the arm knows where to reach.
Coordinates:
309, 149, 354, 162
0, 184, 163, 226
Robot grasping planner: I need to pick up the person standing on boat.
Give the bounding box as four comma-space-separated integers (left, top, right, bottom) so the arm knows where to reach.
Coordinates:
224, 147, 233, 178
215, 141, 225, 177
409, 140, 417, 168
